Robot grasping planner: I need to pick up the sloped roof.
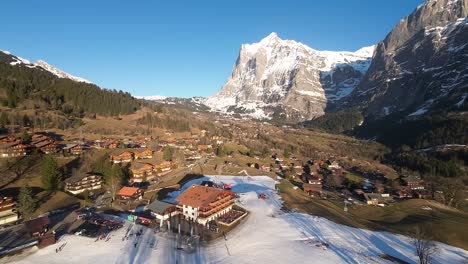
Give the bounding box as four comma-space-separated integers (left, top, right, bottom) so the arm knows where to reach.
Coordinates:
146, 200, 175, 214
118, 186, 140, 197
130, 163, 154, 171
176, 185, 234, 208
65, 172, 102, 184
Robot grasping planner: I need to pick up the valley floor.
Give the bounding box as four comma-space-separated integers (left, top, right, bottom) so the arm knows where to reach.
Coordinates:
10, 176, 468, 264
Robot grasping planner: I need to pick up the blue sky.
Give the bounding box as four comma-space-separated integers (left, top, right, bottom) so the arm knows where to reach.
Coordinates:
1, 0, 424, 97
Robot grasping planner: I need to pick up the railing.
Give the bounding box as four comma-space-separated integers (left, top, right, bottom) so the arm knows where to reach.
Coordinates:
199, 200, 234, 218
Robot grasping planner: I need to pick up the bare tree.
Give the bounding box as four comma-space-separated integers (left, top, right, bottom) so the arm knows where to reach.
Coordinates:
413, 226, 438, 264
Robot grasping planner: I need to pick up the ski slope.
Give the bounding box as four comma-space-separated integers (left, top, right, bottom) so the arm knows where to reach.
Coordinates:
15, 176, 468, 264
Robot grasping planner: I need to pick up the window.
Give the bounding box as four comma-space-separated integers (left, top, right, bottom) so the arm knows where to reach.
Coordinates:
192, 212, 194, 216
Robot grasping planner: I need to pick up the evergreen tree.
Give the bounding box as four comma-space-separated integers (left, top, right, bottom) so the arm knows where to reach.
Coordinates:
21, 131, 31, 142
163, 146, 174, 161
41, 155, 63, 191
17, 186, 37, 217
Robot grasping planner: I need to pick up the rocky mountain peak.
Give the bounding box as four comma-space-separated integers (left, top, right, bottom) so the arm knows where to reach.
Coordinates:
205, 34, 374, 121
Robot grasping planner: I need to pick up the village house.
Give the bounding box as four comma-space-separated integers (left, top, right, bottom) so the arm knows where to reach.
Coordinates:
146, 200, 179, 227
303, 182, 323, 197
134, 137, 151, 148
197, 144, 212, 152
0, 197, 19, 225
110, 150, 134, 164
154, 161, 175, 176
31, 134, 60, 154
64, 173, 103, 195
326, 159, 341, 170
130, 163, 156, 183
39, 141, 60, 154
62, 144, 84, 155
133, 148, 154, 159
117, 187, 143, 204
0, 141, 28, 158
364, 193, 392, 206
403, 176, 425, 190
30, 134, 60, 154
176, 185, 236, 225
101, 139, 120, 149
0, 136, 17, 143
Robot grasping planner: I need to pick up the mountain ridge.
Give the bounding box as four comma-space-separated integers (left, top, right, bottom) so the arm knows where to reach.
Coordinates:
204, 32, 375, 121
0, 50, 92, 84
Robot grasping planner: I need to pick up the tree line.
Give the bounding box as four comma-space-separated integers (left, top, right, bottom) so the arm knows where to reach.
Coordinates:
0, 63, 140, 117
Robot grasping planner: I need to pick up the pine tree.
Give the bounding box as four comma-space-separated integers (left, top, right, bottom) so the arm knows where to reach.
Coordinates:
41, 155, 63, 191
163, 146, 174, 161
17, 186, 37, 217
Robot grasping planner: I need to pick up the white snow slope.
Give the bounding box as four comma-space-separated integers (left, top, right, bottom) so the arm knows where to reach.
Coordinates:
15, 176, 468, 264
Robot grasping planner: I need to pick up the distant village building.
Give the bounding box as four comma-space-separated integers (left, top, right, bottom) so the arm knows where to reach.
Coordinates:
117, 187, 143, 203
133, 148, 154, 159
110, 150, 134, 164
176, 185, 236, 225
364, 193, 392, 206
326, 160, 341, 170
63, 144, 84, 155
130, 163, 156, 183
31, 134, 60, 154
403, 176, 425, 190
303, 183, 323, 197
154, 161, 174, 176
0, 197, 19, 225
64, 173, 103, 195
0, 141, 28, 158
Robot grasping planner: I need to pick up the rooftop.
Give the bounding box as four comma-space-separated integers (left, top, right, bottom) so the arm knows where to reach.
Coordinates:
146, 200, 175, 214
65, 172, 102, 184
117, 186, 140, 197
176, 185, 235, 208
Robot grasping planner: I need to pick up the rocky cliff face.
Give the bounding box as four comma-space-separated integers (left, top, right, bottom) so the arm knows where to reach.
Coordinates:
346, 0, 468, 119
205, 33, 374, 121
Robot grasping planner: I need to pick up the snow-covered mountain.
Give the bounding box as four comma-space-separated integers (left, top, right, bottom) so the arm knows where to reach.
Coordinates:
134, 95, 167, 101
0, 50, 92, 84
34, 60, 91, 84
204, 33, 374, 121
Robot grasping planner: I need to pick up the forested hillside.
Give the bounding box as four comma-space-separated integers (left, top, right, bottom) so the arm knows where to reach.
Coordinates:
0, 62, 140, 117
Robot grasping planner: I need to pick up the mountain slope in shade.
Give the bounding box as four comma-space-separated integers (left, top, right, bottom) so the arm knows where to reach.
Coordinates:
345, 0, 468, 119
0, 50, 92, 84
205, 33, 374, 121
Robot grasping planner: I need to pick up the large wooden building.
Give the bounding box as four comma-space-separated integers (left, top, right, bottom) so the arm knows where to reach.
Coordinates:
0, 197, 19, 225
130, 163, 156, 183
110, 150, 134, 164
117, 187, 143, 204
0, 141, 28, 158
133, 148, 154, 160
154, 161, 175, 176
64, 173, 103, 195
176, 185, 236, 225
